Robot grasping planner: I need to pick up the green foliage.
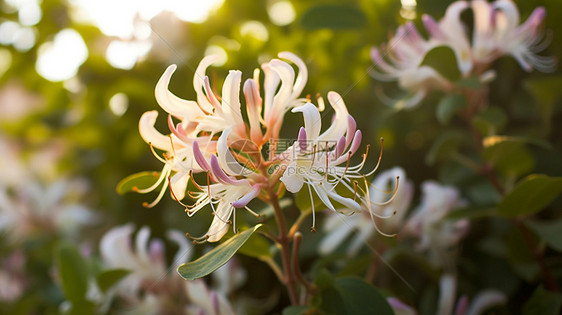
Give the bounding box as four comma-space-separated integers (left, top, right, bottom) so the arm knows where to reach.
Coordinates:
526, 220, 562, 252
426, 130, 465, 165
522, 286, 562, 315
178, 224, 262, 280
96, 269, 130, 293
238, 233, 273, 259
436, 93, 467, 125
301, 4, 367, 30
497, 175, 562, 217
116, 171, 162, 195
316, 275, 394, 315
56, 243, 95, 314
420, 46, 461, 82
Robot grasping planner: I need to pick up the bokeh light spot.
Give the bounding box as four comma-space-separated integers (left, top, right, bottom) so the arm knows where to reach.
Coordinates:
240, 21, 269, 42
267, 1, 296, 26
35, 29, 88, 82
109, 93, 129, 116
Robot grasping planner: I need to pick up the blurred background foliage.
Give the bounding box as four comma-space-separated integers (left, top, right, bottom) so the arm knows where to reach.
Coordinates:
1, 0, 562, 313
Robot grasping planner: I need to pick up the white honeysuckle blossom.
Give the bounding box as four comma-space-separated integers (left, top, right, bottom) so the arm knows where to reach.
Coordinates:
372, 0, 554, 108
279, 92, 375, 219
136, 52, 384, 242
0, 179, 97, 243
402, 181, 469, 267
136, 53, 309, 241
99, 224, 238, 314
387, 274, 506, 315
318, 167, 413, 255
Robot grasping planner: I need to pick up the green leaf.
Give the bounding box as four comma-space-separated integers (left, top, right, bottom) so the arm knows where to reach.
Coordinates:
56, 243, 89, 303
420, 46, 461, 82
523, 286, 562, 315
96, 269, 130, 293
116, 171, 161, 195
282, 305, 311, 315
456, 76, 481, 90
481, 136, 551, 177
446, 206, 497, 220
436, 93, 467, 125
526, 220, 562, 252
497, 175, 562, 217
238, 233, 272, 259
301, 4, 367, 30
178, 224, 262, 280
426, 131, 465, 165
472, 107, 507, 136
320, 277, 394, 315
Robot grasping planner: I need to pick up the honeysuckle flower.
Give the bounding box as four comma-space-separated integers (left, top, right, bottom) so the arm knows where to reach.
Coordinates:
387, 274, 506, 315
137, 52, 308, 214
470, 0, 554, 72
0, 179, 97, 243
372, 0, 554, 108
371, 21, 454, 109
99, 224, 192, 299
99, 224, 239, 314
318, 167, 413, 255
279, 92, 374, 218
402, 181, 469, 266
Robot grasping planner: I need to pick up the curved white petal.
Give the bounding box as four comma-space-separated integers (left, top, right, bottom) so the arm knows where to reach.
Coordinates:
155, 65, 204, 119
292, 103, 321, 140
139, 111, 172, 151
280, 162, 304, 193
135, 226, 151, 265
278, 51, 308, 99
193, 55, 220, 113
317, 92, 350, 143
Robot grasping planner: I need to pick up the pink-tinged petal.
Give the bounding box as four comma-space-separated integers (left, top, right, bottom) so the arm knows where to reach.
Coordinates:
100, 224, 137, 268
193, 141, 211, 171
318, 92, 349, 143
292, 103, 321, 140
370, 47, 398, 76
139, 111, 172, 151
210, 155, 238, 185
332, 130, 362, 165
465, 290, 506, 315
243, 79, 264, 144
346, 115, 357, 147
298, 127, 307, 152
278, 51, 308, 99
422, 14, 444, 40
203, 76, 222, 113
267, 59, 296, 128
493, 0, 521, 32
194, 55, 220, 113
155, 65, 204, 119
519, 6, 545, 36
280, 162, 304, 193
387, 297, 417, 315
232, 184, 262, 208
335, 135, 346, 158
455, 295, 469, 315
148, 239, 166, 267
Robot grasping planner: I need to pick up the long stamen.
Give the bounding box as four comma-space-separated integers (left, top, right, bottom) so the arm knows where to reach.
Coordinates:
370, 176, 399, 207
168, 176, 190, 208
148, 143, 167, 163
364, 177, 396, 238
307, 183, 316, 232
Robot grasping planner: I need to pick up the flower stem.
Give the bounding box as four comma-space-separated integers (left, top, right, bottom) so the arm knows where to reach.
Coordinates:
265, 183, 299, 305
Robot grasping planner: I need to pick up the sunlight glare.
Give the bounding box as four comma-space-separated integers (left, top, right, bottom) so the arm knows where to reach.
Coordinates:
35, 29, 88, 82
106, 40, 152, 70
267, 0, 296, 26
109, 93, 129, 116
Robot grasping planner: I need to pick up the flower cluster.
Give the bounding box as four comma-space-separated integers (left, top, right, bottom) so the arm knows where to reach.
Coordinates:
138, 53, 377, 242
97, 224, 241, 314
371, 0, 555, 108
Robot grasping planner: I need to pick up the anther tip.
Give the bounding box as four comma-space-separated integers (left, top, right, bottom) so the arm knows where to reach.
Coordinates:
310, 227, 317, 233
142, 202, 149, 208
132, 186, 139, 192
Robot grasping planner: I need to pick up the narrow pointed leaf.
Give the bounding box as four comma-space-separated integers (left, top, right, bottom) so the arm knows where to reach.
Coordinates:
178, 224, 262, 280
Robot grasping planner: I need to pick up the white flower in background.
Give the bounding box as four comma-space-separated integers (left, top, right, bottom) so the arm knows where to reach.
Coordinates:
470, 0, 554, 72
402, 181, 469, 266
318, 167, 413, 255
99, 224, 239, 314
0, 179, 98, 243
372, 0, 554, 108
371, 21, 454, 109
0, 250, 26, 302
387, 274, 506, 315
